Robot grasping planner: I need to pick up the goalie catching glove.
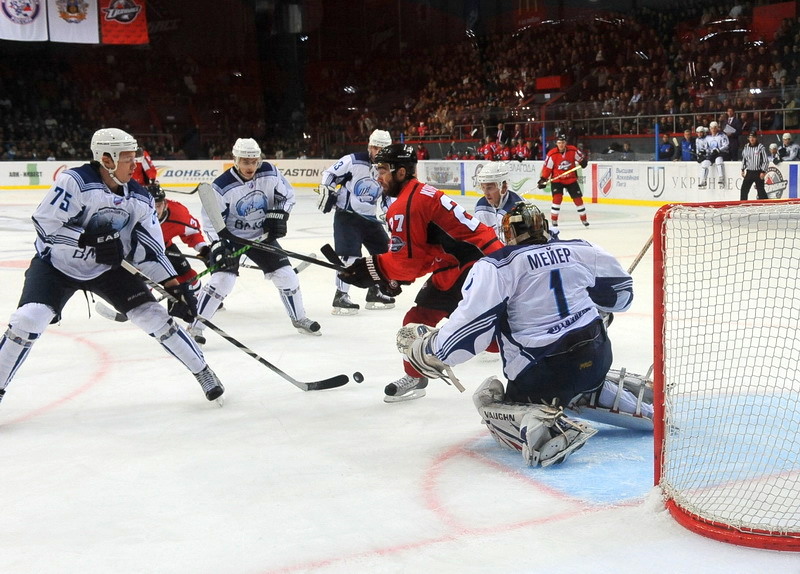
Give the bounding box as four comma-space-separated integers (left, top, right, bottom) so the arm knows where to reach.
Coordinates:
164, 282, 198, 323
396, 324, 464, 391
337, 256, 403, 296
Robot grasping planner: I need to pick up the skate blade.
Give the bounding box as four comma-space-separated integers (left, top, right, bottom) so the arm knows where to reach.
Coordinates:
365, 302, 395, 310
383, 388, 426, 403
215, 397, 225, 407
331, 307, 359, 316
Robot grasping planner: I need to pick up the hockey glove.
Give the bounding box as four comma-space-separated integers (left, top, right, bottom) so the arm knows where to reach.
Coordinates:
779, 148, 789, 159
537, 177, 548, 189
709, 149, 720, 161
197, 244, 211, 266
209, 239, 238, 271
338, 256, 402, 295
396, 324, 464, 389
165, 282, 198, 323
262, 209, 289, 241
579, 158, 588, 169
79, 229, 124, 266
696, 153, 706, 164
316, 184, 338, 213
773, 157, 782, 165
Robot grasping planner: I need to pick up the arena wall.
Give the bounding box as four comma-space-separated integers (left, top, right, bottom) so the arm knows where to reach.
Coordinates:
1, 159, 796, 205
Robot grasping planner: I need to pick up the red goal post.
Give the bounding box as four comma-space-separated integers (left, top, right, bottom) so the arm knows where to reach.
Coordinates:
653, 200, 800, 551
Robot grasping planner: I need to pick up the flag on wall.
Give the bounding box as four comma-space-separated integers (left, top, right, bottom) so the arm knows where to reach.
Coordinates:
47, 0, 100, 43
0, 0, 48, 41
0, 0, 147, 43
99, 0, 148, 45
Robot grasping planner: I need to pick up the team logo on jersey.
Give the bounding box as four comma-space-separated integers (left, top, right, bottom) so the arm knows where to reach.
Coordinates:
84, 208, 130, 236
102, 0, 141, 23
764, 166, 788, 199
56, 0, 88, 23
352, 177, 381, 205
647, 166, 665, 198
235, 191, 268, 217
2, 0, 41, 24
389, 236, 405, 253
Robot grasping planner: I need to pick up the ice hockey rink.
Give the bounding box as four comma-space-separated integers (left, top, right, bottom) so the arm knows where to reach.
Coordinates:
0, 187, 797, 574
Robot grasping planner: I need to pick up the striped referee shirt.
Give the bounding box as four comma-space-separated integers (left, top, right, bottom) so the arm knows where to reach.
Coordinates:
741, 143, 769, 172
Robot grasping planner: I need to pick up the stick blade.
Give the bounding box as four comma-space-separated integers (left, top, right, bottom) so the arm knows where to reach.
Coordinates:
304, 374, 350, 391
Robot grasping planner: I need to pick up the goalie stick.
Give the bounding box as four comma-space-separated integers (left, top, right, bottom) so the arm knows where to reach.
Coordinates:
198, 183, 344, 272
119, 260, 349, 391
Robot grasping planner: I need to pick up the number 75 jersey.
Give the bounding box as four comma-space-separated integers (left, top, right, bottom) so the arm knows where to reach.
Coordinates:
435, 238, 633, 375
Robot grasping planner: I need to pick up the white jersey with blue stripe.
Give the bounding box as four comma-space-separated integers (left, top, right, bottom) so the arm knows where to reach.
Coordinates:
433, 238, 633, 379
32, 163, 175, 282
203, 162, 296, 242
320, 151, 383, 220
474, 190, 524, 243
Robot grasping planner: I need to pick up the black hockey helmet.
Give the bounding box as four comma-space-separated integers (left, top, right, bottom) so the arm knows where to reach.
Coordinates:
147, 181, 165, 202
373, 143, 417, 175
502, 202, 550, 245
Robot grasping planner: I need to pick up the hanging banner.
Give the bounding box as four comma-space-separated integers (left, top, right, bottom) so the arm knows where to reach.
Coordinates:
0, 0, 49, 41
47, 0, 99, 43
99, 0, 147, 45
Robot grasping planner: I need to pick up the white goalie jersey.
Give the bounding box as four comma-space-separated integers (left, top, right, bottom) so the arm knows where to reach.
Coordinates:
432, 238, 633, 380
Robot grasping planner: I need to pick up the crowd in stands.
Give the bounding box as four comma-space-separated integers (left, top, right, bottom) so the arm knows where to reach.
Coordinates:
2, 0, 800, 161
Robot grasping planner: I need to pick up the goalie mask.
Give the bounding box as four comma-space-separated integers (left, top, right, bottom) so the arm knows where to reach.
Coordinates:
502, 202, 550, 245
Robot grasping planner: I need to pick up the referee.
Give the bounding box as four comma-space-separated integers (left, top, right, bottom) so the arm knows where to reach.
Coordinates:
740, 130, 769, 200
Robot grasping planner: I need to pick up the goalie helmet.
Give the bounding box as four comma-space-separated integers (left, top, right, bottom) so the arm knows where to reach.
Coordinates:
373, 143, 417, 175
502, 202, 550, 245
476, 162, 509, 185
147, 182, 165, 202
368, 129, 392, 148
90, 128, 138, 165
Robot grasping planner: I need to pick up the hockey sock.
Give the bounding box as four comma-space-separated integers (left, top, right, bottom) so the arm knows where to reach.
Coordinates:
0, 326, 39, 388
551, 194, 563, 226
574, 197, 588, 223
149, 318, 206, 374
335, 256, 358, 292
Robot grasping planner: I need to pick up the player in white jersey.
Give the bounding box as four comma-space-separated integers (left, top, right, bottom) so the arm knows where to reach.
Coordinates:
473, 162, 524, 243
0, 128, 224, 406
189, 138, 321, 342
695, 126, 711, 188
318, 129, 395, 315
397, 202, 650, 467
705, 121, 729, 186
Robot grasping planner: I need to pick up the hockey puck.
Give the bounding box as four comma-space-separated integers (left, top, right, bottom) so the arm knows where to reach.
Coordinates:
352, 372, 364, 383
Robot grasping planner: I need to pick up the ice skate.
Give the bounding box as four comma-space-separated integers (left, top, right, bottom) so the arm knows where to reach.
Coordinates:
698, 180, 707, 189
384, 375, 428, 403
331, 289, 359, 316
188, 325, 206, 345
193, 366, 225, 402
365, 286, 395, 310
292, 317, 322, 336
0, 388, 5, 404
582, 220, 590, 227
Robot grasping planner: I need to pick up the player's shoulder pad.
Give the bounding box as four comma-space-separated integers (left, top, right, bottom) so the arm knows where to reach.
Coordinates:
475, 196, 491, 209
256, 161, 279, 176
351, 151, 371, 165
127, 179, 154, 205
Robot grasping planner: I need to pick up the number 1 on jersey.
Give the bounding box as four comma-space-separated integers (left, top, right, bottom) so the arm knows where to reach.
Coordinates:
550, 269, 570, 318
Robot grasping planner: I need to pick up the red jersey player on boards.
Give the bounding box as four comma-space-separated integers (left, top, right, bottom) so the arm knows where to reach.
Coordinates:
337, 144, 502, 402
148, 182, 210, 290
538, 134, 589, 228
132, 148, 158, 185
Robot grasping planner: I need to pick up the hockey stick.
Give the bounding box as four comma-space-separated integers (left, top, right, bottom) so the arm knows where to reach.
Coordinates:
162, 185, 199, 195
119, 260, 349, 391
198, 183, 344, 272
546, 164, 582, 184
603, 234, 653, 328
183, 251, 316, 274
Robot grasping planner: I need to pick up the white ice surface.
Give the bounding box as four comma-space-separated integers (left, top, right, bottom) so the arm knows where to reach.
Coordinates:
0, 188, 797, 574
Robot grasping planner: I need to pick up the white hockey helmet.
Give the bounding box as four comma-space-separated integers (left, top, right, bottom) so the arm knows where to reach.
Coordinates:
695, 126, 706, 134
476, 162, 510, 185
783, 132, 793, 141
709, 121, 719, 129
368, 129, 392, 148
232, 138, 263, 170
91, 128, 138, 165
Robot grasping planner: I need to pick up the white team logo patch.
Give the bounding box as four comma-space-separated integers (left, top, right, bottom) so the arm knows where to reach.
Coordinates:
2, 0, 42, 25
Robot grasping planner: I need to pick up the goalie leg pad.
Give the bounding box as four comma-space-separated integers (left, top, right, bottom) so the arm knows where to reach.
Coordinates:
475, 401, 535, 452
521, 407, 598, 467
568, 368, 654, 431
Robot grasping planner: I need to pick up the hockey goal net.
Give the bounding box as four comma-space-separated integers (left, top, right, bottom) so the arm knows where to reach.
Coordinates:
654, 200, 800, 551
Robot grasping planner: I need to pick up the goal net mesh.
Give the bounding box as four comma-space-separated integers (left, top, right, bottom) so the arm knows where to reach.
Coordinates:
656, 202, 800, 541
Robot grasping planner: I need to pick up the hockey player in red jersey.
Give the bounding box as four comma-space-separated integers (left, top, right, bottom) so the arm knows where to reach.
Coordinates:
148, 182, 210, 290
538, 134, 589, 228
338, 143, 502, 402
132, 148, 158, 185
